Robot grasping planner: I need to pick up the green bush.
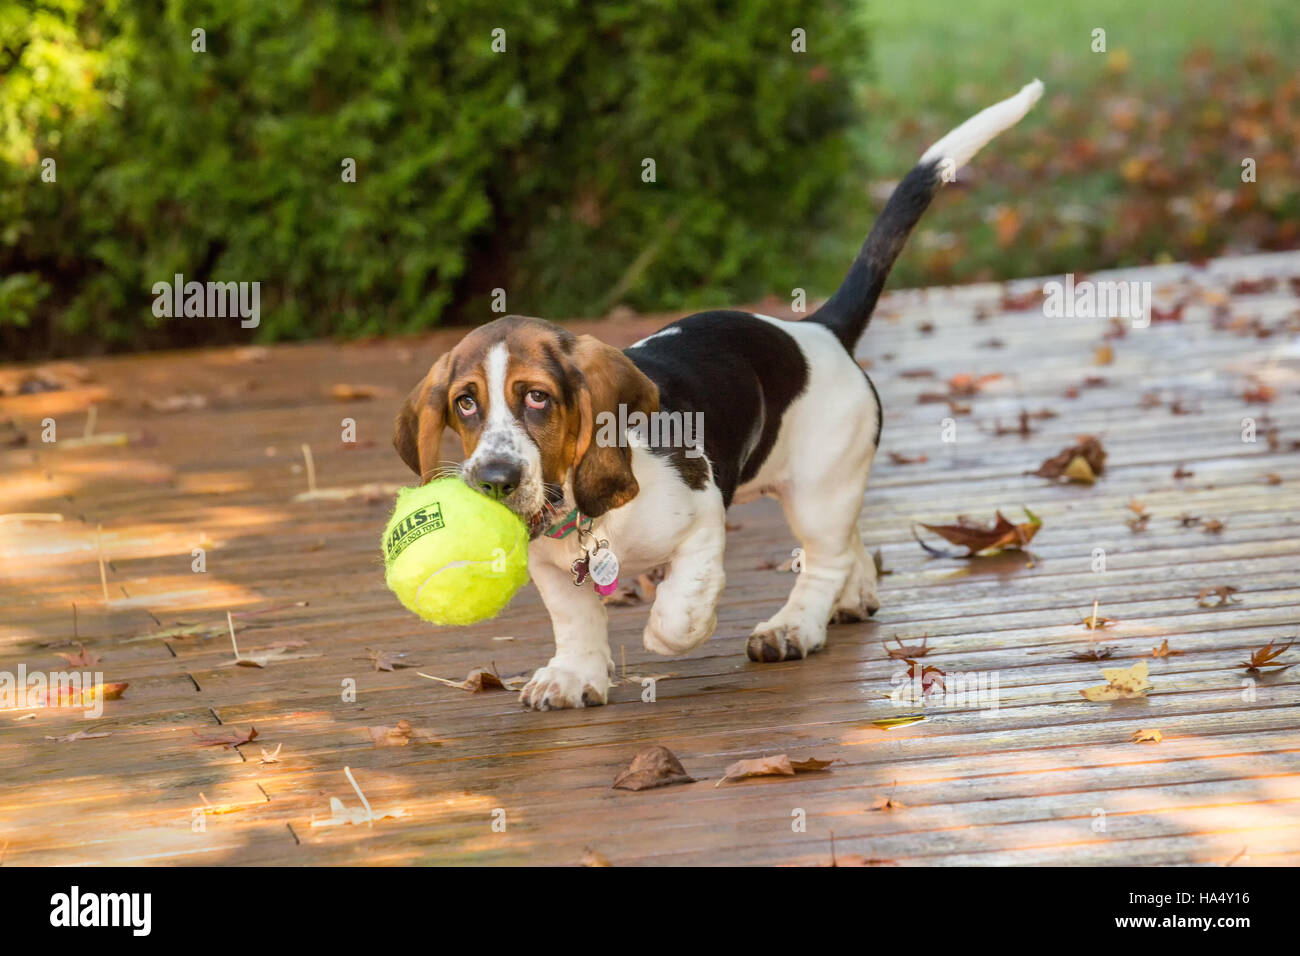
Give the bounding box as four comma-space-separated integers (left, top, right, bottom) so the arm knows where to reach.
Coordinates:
1, 1, 870, 357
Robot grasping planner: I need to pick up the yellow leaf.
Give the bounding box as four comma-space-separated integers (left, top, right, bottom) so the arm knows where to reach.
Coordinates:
1081, 660, 1153, 701
871, 715, 927, 730
1064, 455, 1096, 484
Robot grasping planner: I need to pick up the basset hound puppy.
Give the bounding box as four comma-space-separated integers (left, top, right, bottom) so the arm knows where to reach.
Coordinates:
394, 81, 1044, 709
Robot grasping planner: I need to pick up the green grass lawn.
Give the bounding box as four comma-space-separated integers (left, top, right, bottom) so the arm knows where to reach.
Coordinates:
808, 0, 1300, 292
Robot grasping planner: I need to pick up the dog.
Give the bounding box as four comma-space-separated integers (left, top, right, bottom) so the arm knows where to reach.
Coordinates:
394, 81, 1044, 709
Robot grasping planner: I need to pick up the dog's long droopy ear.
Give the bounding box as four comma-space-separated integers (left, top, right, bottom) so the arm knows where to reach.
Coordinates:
393, 353, 452, 482
569, 335, 659, 517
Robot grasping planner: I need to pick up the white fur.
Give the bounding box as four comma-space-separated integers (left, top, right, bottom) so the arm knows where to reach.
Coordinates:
462, 342, 544, 510
519, 314, 879, 708
920, 79, 1043, 173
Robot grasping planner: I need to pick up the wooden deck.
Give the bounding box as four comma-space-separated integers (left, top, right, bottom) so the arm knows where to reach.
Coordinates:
2, 252, 1299, 867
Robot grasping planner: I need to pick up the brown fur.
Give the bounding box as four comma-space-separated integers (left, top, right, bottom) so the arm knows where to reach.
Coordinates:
394, 316, 659, 517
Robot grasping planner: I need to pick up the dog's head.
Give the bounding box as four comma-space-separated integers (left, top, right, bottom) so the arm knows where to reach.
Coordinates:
394, 315, 659, 532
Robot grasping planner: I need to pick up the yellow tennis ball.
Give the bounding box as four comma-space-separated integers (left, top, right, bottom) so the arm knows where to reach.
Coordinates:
382, 479, 529, 626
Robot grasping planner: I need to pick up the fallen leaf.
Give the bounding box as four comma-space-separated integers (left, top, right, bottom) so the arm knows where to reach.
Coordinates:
1081, 600, 1117, 630
1131, 728, 1163, 744
329, 383, 392, 401
1197, 585, 1241, 607
1202, 519, 1226, 534
869, 794, 905, 811
1032, 436, 1107, 482
310, 796, 406, 828
715, 754, 835, 787
1094, 344, 1115, 366
1173, 464, 1195, 479
883, 636, 929, 659
418, 665, 522, 692
1242, 380, 1276, 404
581, 847, 612, 867
871, 715, 926, 731
193, 725, 259, 749
45, 681, 128, 708
915, 507, 1042, 556
1068, 646, 1116, 661
364, 648, 421, 672
1151, 639, 1185, 658
1239, 640, 1293, 673
613, 745, 695, 791
888, 451, 928, 465
1080, 660, 1153, 701
368, 719, 415, 747
259, 744, 283, 764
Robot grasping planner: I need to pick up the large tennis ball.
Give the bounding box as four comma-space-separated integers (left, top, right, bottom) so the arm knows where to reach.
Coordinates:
381, 479, 529, 626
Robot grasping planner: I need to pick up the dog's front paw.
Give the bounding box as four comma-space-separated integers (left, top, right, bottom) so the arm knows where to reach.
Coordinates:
747, 620, 827, 663
519, 659, 609, 710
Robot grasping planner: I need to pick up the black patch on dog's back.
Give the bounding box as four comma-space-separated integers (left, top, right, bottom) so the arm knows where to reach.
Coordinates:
625, 311, 808, 505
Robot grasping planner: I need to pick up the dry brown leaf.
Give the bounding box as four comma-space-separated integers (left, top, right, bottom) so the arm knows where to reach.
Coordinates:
581, 847, 612, 867
883, 636, 929, 659
612, 745, 695, 791
1068, 646, 1116, 661
1081, 600, 1116, 630
1197, 585, 1241, 608
1202, 519, 1226, 534
329, 383, 392, 401
1032, 436, 1107, 482
715, 754, 835, 787
418, 665, 521, 692
869, 794, 905, 811
364, 648, 420, 672
1131, 728, 1163, 744
888, 451, 928, 465
915, 508, 1041, 556
368, 720, 415, 748
1239, 640, 1293, 673
1080, 661, 1153, 701
45, 681, 128, 707
1151, 639, 1185, 658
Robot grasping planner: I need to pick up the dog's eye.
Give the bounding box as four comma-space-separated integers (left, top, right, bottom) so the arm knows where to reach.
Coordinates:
524, 390, 549, 411
456, 394, 477, 415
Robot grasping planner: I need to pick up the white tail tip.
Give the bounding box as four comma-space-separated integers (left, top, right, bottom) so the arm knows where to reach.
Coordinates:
919, 79, 1044, 173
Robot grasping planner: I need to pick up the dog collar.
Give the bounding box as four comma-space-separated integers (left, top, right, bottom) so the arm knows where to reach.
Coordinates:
541, 508, 592, 540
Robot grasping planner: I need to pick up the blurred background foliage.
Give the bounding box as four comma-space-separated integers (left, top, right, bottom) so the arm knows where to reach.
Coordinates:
2, 0, 1298, 359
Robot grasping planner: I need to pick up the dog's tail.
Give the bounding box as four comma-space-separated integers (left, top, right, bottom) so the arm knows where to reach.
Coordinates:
809, 80, 1044, 351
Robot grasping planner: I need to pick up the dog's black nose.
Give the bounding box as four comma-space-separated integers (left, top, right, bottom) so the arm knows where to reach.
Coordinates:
473, 459, 522, 500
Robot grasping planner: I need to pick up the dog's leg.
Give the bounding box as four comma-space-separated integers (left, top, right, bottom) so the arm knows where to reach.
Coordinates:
748, 469, 871, 662
520, 560, 613, 709
643, 493, 727, 656
831, 525, 880, 624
